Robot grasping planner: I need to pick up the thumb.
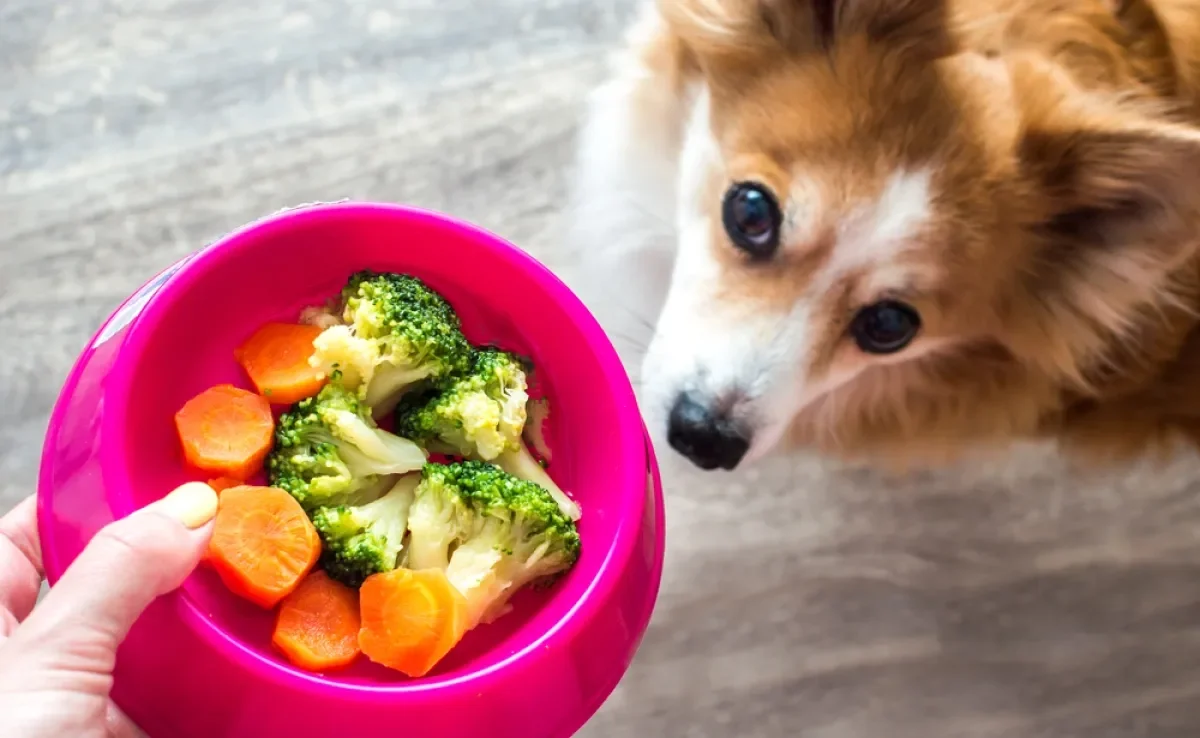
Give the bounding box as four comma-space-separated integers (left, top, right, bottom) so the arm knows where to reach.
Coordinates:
11, 482, 218, 661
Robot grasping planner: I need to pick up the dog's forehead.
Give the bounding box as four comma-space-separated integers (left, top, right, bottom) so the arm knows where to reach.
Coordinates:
709, 52, 962, 169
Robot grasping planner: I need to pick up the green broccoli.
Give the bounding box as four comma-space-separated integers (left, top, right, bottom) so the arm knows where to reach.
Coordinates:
311, 474, 419, 588
405, 461, 581, 628
267, 382, 428, 510
394, 347, 581, 521
310, 271, 473, 415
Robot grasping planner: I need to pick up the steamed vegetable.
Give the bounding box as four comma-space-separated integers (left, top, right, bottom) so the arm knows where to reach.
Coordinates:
406, 461, 581, 628
272, 570, 362, 671
207, 485, 322, 609
309, 271, 473, 414
175, 384, 275, 481
311, 474, 420, 588
393, 347, 529, 461
235, 322, 327, 405
266, 382, 427, 511
358, 567, 469, 678
395, 348, 581, 520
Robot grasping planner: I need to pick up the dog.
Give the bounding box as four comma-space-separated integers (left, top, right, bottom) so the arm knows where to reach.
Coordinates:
561, 0, 1200, 474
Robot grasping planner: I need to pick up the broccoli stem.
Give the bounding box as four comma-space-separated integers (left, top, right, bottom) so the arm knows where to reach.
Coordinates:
345, 474, 400, 507
495, 445, 582, 521
361, 474, 419, 528
324, 408, 428, 476
406, 530, 454, 571
445, 537, 508, 628
405, 490, 460, 571
362, 474, 420, 568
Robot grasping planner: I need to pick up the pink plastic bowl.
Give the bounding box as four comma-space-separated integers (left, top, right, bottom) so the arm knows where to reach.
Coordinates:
36, 201, 665, 738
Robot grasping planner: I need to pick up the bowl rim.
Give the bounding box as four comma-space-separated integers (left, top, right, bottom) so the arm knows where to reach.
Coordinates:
41, 201, 655, 698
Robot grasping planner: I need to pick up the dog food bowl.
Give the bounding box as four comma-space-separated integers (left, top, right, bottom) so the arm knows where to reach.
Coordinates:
36, 202, 665, 738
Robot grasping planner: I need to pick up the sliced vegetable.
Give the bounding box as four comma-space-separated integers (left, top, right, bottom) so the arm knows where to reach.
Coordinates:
207, 485, 321, 609
175, 384, 275, 481
235, 322, 327, 405
200, 481, 252, 561
273, 570, 362, 671
358, 567, 468, 678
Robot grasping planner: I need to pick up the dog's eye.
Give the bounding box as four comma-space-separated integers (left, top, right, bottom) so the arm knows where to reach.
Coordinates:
722, 182, 782, 258
850, 300, 921, 354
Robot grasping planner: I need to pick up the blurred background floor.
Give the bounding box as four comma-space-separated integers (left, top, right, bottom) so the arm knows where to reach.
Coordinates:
6, 1, 1200, 736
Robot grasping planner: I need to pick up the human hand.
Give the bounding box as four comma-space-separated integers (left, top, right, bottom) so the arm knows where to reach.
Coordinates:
0, 482, 219, 737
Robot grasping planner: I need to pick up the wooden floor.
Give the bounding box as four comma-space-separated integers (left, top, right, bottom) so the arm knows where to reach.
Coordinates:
6, 1, 1200, 736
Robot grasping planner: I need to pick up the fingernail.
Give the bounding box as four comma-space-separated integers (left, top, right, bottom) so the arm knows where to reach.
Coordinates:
153, 482, 219, 529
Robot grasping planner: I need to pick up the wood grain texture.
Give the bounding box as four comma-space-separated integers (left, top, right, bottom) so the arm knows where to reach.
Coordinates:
5, 1, 1200, 736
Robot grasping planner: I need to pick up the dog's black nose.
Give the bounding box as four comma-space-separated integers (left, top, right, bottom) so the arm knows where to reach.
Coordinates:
666, 392, 750, 471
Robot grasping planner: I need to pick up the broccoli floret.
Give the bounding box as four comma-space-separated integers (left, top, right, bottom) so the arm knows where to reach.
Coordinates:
310, 271, 473, 415
267, 383, 428, 510
312, 474, 419, 588
406, 461, 581, 628
395, 348, 581, 520
394, 347, 529, 459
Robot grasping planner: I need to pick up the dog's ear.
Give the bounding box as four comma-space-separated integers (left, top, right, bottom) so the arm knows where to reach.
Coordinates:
1022, 124, 1200, 258
1020, 116, 1200, 279
1009, 66, 1200, 388
1013, 57, 1200, 277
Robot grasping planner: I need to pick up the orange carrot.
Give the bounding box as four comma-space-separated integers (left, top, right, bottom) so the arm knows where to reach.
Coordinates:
207, 485, 321, 609
207, 477, 242, 495
198, 479, 245, 563
273, 570, 362, 671
358, 568, 469, 678
234, 322, 327, 405
175, 384, 275, 481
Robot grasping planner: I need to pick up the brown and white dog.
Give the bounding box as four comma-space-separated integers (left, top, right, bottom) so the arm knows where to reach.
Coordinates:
562, 0, 1200, 474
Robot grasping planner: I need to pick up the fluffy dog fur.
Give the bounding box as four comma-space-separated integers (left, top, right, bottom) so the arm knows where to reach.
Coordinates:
563, 0, 1200, 471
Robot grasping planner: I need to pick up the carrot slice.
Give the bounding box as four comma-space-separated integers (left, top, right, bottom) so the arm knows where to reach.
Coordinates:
358, 568, 469, 678
198, 479, 246, 563
273, 570, 362, 671
235, 322, 327, 405
207, 477, 242, 495
207, 485, 321, 609
175, 384, 274, 481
